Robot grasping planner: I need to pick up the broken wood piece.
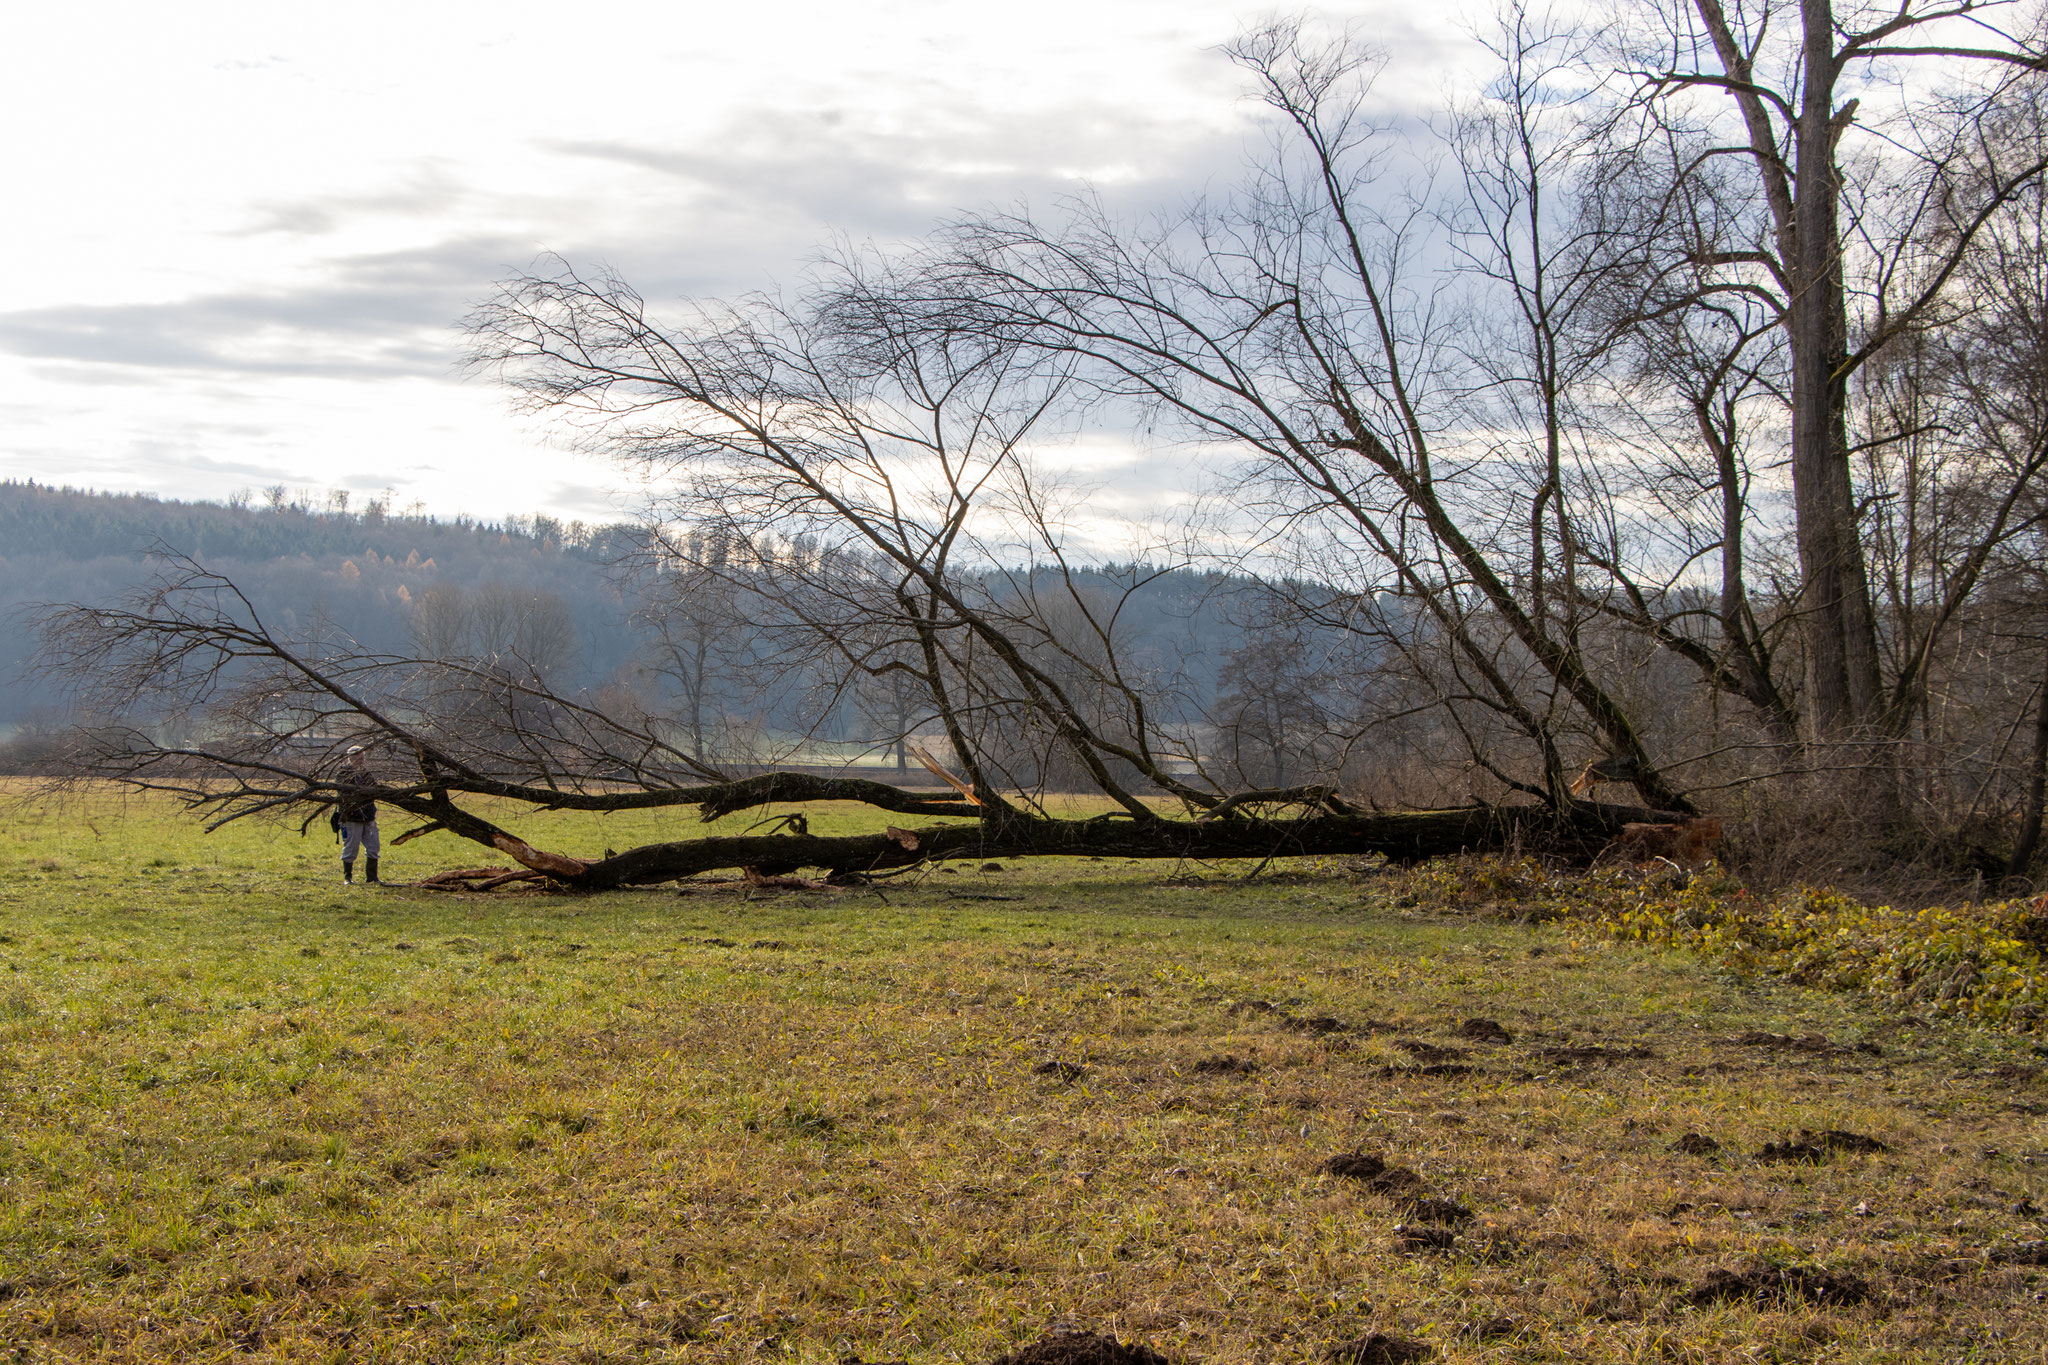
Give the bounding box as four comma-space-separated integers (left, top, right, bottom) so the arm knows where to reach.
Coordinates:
488, 832, 592, 878
414, 865, 512, 884
474, 869, 550, 890
413, 864, 554, 892
909, 746, 981, 806
1571, 754, 1642, 797
742, 865, 826, 891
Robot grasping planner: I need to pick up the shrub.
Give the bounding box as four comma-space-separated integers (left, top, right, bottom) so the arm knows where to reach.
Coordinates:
1399, 855, 2047, 1031
1598, 878, 2047, 1031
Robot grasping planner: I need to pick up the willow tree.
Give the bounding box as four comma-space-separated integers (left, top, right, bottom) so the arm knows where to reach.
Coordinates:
1606, 0, 2048, 741
31, 249, 1684, 888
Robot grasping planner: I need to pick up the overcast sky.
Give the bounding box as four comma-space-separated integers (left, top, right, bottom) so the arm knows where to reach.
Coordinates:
0, 0, 1476, 528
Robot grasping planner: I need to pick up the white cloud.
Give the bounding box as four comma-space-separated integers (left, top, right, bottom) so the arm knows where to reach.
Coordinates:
0, 0, 1474, 526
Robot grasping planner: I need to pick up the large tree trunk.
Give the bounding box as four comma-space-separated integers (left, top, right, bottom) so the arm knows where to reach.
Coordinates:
1789, 0, 1883, 741
386, 794, 1690, 891
2007, 661, 2048, 881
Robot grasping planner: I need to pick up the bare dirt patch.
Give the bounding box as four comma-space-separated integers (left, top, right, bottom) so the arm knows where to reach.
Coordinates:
1394, 1225, 1456, 1252
1993, 1241, 2048, 1266
989, 1330, 1174, 1365
1458, 1018, 1513, 1044
1401, 1196, 1474, 1225
1229, 998, 1389, 1036
1688, 1264, 1874, 1307
1190, 1054, 1258, 1075
1325, 1332, 1432, 1364
1537, 1044, 1655, 1064
1319, 1152, 1392, 1181
1726, 1030, 1881, 1056
1319, 1152, 1475, 1230
1374, 1062, 1476, 1078
1318, 1153, 1429, 1200
1755, 1129, 1890, 1162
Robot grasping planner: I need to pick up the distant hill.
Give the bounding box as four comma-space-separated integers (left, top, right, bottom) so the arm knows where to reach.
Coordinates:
0, 479, 637, 571
0, 483, 1355, 786
0, 481, 643, 726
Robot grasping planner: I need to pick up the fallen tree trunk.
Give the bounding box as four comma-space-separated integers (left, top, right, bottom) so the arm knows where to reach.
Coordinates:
379, 793, 1683, 891
33, 561, 1717, 891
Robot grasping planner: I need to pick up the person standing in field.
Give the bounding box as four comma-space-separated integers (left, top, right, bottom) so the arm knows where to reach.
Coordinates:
337, 745, 383, 885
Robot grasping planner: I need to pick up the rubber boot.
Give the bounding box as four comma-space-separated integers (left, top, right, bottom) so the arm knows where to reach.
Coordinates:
366, 857, 381, 885
342, 859, 354, 884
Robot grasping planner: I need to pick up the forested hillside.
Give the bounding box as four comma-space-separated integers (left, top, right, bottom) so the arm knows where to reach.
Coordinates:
0, 481, 645, 726
1, 482, 1302, 776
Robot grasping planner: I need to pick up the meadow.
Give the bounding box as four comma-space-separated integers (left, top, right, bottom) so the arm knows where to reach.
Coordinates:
0, 784, 2043, 1363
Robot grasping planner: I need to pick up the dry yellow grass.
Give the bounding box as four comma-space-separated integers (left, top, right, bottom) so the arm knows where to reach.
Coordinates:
0, 787, 2042, 1362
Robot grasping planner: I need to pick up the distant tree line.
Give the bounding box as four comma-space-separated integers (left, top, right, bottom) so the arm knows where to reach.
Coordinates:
3, 480, 1350, 787
0, 480, 643, 723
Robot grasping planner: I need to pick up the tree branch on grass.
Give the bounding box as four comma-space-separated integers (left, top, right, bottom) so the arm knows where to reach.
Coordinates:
32, 557, 1681, 890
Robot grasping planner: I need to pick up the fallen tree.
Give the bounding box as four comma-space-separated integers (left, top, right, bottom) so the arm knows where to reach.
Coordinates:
361, 777, 1684, 889
34, 62, 1727, 878
33, 564, 1686, 889
381, 798, 1683, 891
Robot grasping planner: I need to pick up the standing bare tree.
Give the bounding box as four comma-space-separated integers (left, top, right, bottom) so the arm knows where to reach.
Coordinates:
871, 15, 1704, 810
1212, 610, 1343, 788
629, 534, 763, 765
410, 583, 473, 661
1606, 0, 2048, 741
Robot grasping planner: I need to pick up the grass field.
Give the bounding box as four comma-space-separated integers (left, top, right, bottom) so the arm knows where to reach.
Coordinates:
1, 784, 2044, 1363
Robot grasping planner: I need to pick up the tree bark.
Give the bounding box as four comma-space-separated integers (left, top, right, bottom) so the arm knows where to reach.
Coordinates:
1788, 0, 1883, 738
379, 796, 1689, 891
2007, 666, 2048, 881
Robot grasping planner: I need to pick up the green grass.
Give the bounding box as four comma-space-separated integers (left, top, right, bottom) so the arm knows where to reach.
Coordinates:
0, 784, 2044, 1363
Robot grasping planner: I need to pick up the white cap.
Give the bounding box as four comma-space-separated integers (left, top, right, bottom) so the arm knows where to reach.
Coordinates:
346, 745, 365, 755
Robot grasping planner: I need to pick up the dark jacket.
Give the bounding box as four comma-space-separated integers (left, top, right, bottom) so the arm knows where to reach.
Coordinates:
339, 762, 377, 823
